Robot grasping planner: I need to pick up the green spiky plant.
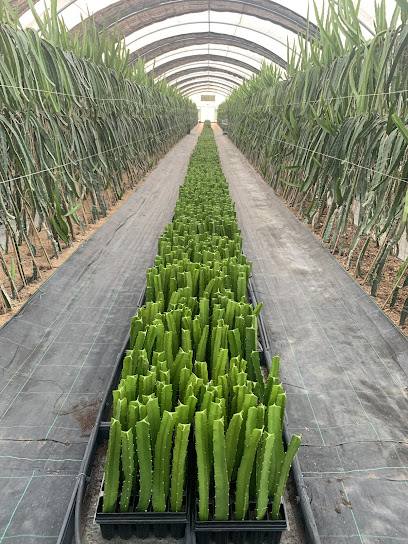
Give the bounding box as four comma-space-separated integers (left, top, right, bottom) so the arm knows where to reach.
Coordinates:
195, 400, 300, 522
0, 0, 197, 310
219, 0, 408, 326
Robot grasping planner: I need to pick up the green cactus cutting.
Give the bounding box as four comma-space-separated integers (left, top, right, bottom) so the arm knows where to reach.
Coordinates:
119, 429, 134, 512
196, 324, 209, 361
235, 427, 262, 520
214, 348, 228, 383
152, 410, 176, 512
271, 435, 301, 520
146, 396, 161, 450
268, 404, 284, 497
136, 417, 152, 512
255, 431, 275, 520
195, 410, 210, 521
225, 411, 243, 480
102, 418, 122, 513
213, 418, 229, 521
170, 423, 191, 512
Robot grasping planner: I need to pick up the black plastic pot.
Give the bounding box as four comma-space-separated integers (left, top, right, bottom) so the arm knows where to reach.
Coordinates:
95, 475, 189, 540
193, 496, 288, 544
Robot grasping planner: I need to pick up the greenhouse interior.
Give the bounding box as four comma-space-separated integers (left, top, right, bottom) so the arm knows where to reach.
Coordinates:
0, 0, 407, 543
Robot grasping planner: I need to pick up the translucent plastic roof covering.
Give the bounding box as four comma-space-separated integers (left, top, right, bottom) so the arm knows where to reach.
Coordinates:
170, 71, 244, 87
144, 44, 270, 72
124, 12, 295, 66
153, 59, 259, 81
164, 64, 252, 83
17, 0, 399, 97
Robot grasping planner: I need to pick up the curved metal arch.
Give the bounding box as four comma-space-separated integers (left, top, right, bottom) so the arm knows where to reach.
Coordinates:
186, 89, 229, 99
147, 54, 260, 79
187, 93, 228, 101
128, 31, 285, 67
177, 79, 239, 93
126, 20, 293, 66
155, 58, 257, 81
177, 80, 237, 93
165, 66, 249, 84
184, 85, 231, 98
172, 74, 243, 89
160, 61, 253, 81
184, 85, 230, 96
174, 75, 240, 91
180, 79, 234, 91
179, 84, 235, 97
144, 47, 266, 73
70, 0, 318, 42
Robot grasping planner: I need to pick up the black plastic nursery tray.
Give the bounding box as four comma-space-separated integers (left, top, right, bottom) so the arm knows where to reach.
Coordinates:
193, 499, 288, 544
95, 475, 189, 540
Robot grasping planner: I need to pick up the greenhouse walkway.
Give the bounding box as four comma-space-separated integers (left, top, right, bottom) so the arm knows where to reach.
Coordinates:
0, 127, 200, 544
215, 125, 408, 544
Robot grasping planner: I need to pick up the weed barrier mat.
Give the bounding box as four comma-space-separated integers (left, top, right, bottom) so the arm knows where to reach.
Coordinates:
214, 125, 408, 544
0, 128, 200, 544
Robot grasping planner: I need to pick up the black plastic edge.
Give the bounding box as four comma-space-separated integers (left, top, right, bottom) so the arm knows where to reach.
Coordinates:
247, 276, 321, 544
193, 502, 288, 532
95, 475, 188, 524
56, 284, 146, 544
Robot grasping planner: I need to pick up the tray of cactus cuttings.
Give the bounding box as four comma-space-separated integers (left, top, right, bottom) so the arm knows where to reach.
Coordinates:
190, 360, 300, 544
94, 122, 302, 542
95, 411, 192, 540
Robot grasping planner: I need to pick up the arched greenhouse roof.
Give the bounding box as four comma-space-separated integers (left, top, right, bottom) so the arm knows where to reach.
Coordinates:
15, 0, 399, 98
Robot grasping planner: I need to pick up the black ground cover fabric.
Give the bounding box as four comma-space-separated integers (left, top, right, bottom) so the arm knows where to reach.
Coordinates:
215, 126, 408, 544
0, 128, 200, 543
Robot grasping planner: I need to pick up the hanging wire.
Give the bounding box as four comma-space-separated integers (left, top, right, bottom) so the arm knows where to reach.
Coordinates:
0, 83, 192, 111
0, 120, 189, 186
11, 79, 406, 106
224, 112, 408, 186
